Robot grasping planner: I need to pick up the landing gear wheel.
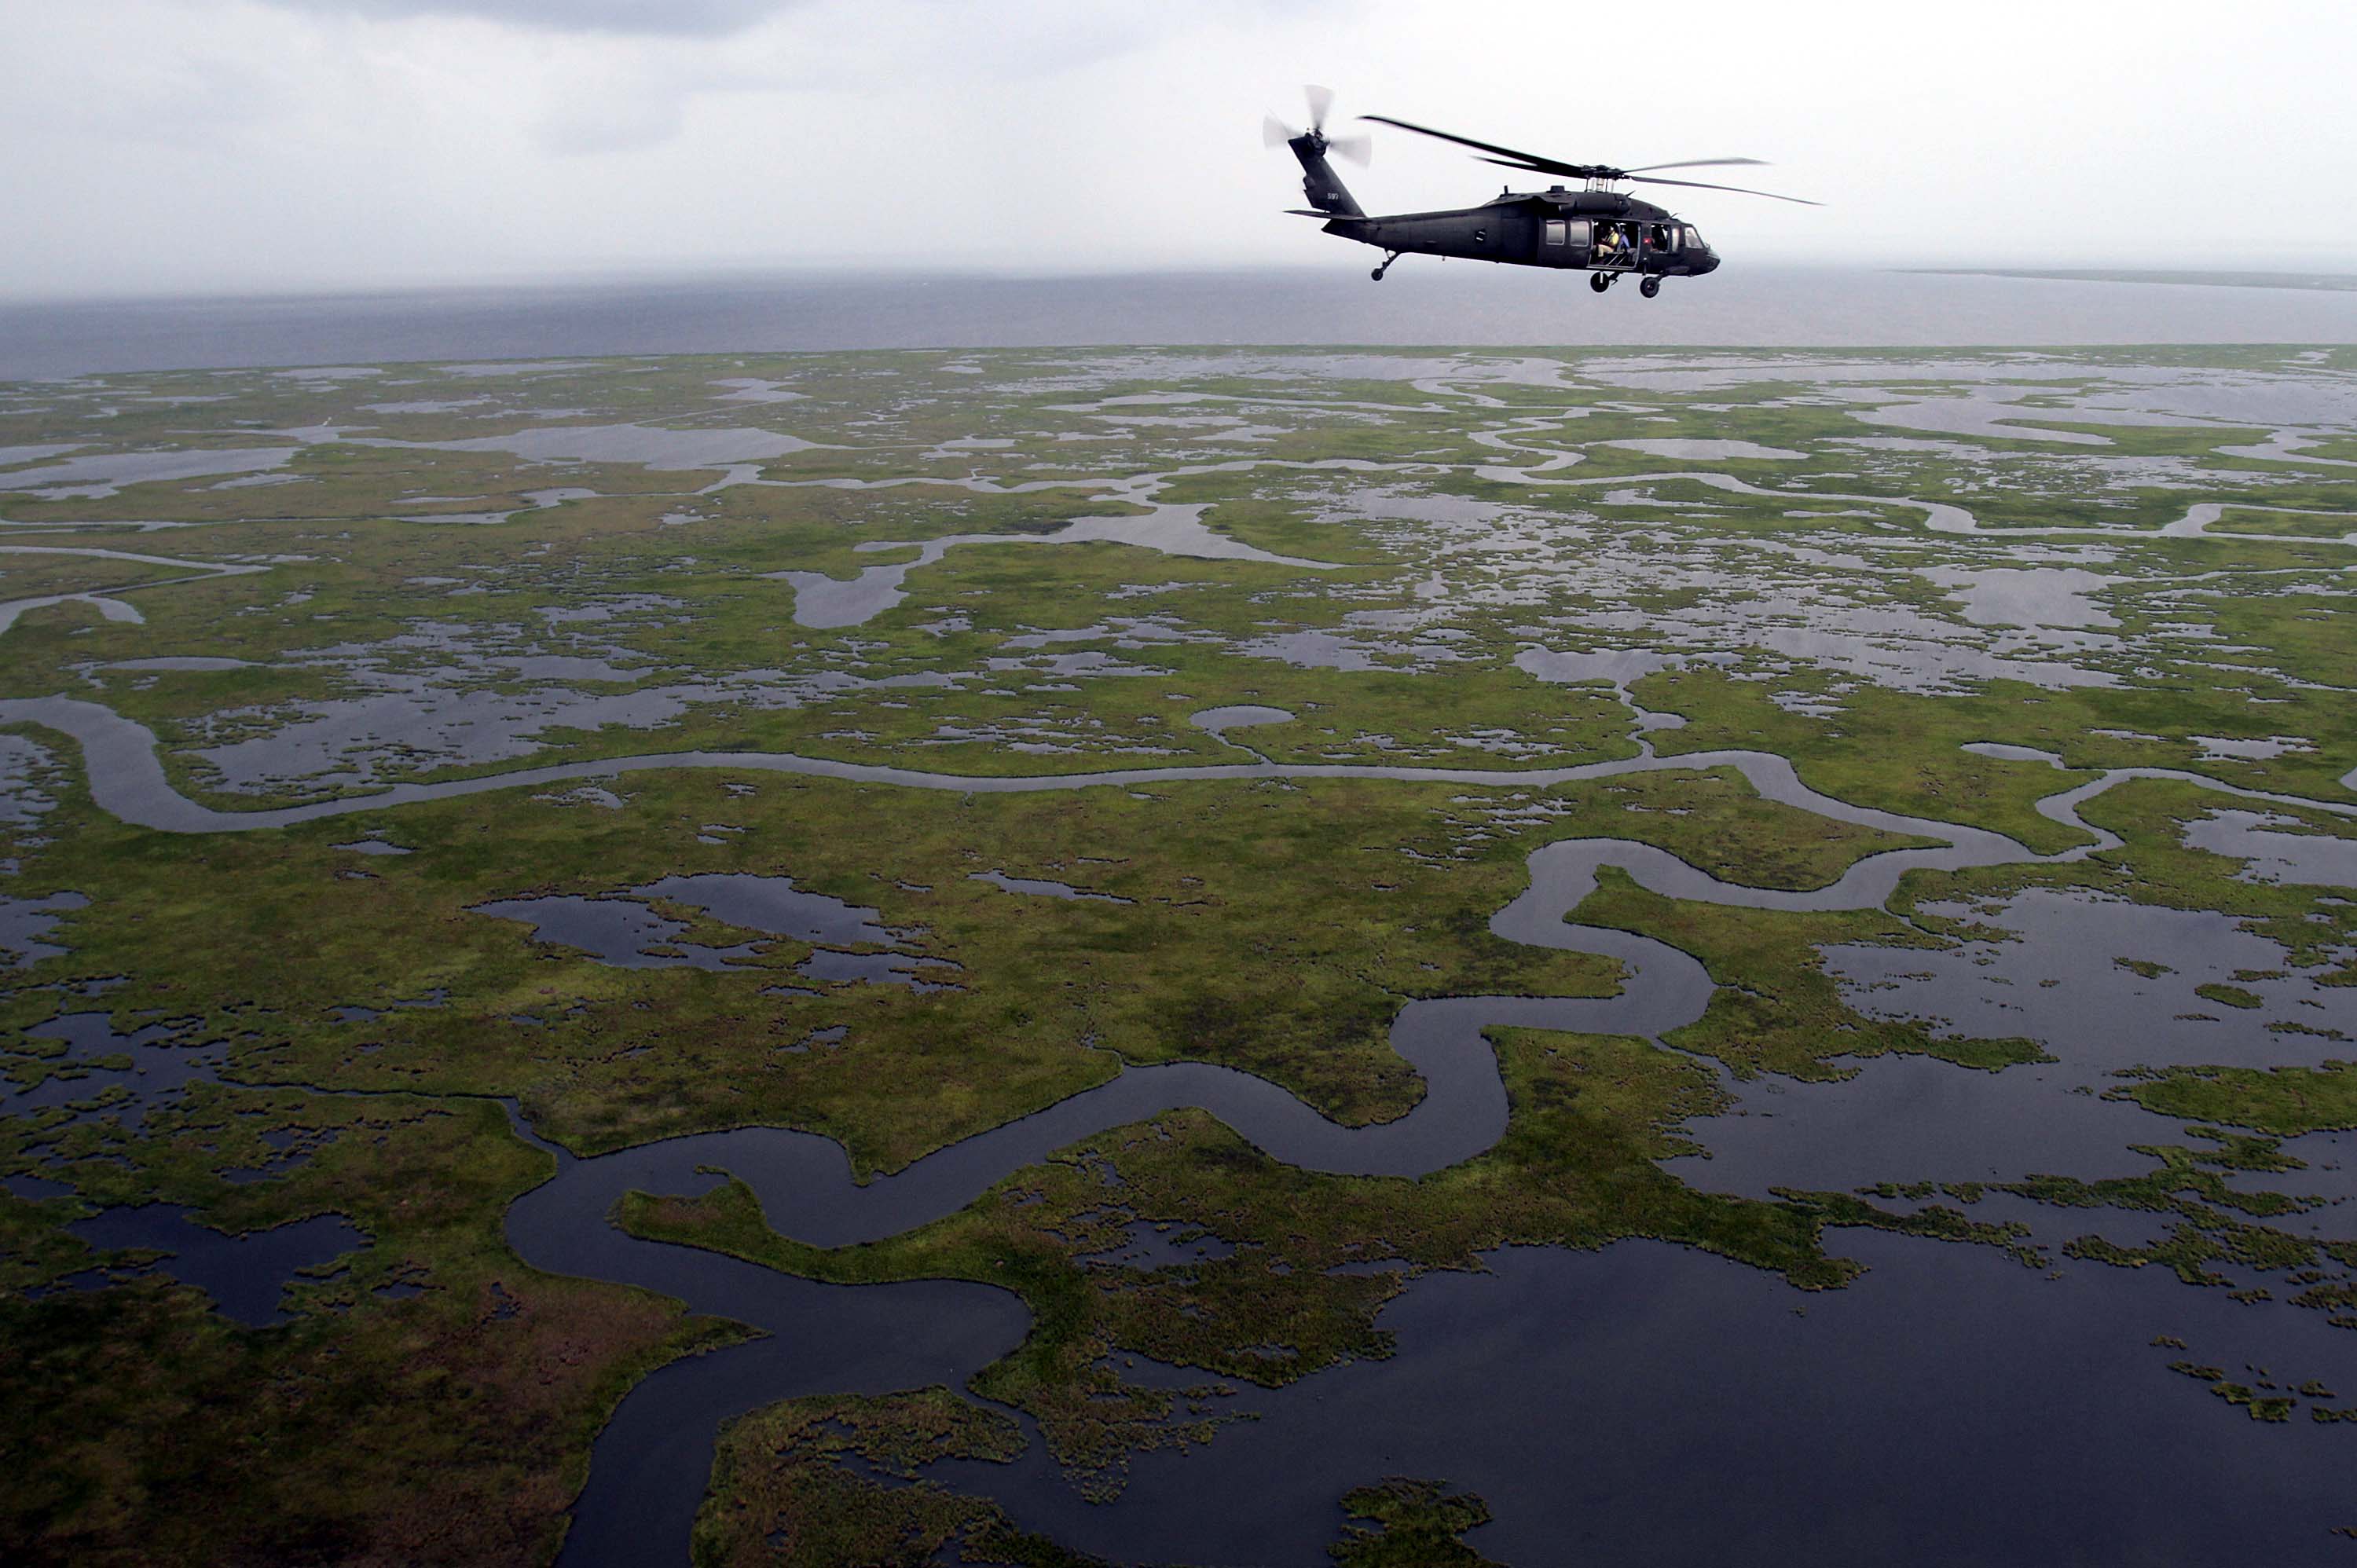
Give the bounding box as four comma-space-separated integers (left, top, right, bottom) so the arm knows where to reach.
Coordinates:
1589, 271, 1612, 293
1639, 277, 1662, 299
1370, 251, 1402, 282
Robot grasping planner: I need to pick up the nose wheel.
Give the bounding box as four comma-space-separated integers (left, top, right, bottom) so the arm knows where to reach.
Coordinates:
1639, 276, 1662, 299
1370, 251, 1402, 281
1589, 271, 1612, 293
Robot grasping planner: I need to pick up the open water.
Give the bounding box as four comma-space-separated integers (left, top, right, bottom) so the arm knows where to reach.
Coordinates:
5, 266, 2357, 379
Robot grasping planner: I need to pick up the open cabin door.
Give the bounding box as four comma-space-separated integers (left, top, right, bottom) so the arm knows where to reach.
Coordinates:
1586, 219, 1638, 270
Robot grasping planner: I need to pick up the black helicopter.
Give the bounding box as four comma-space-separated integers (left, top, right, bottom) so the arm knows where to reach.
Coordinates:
1265, 86, 1818, 297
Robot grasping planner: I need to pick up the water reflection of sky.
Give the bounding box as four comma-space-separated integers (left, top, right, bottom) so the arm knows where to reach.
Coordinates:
934, 1236, 2357, 1566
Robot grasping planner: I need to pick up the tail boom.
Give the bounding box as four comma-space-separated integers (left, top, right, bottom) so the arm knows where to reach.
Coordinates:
1288, 132, 1364, 218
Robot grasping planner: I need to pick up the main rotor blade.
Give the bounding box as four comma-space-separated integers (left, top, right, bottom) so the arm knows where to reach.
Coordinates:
1362, 114, 1598, 181
1304, 83, 1335, 130
1366, 112, 1820, 201
1630, 172, 1823, 206
1325, 131, 1373, 167
1475, 156, 1558, 174
1263, 113, 1298, 148
1622, 157, 1770, 173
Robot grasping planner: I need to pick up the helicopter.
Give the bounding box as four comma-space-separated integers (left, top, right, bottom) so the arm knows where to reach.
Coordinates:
1264, 86, 1819, 297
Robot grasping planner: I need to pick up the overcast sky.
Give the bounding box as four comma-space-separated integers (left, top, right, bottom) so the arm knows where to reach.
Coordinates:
2, 0, 2351, 300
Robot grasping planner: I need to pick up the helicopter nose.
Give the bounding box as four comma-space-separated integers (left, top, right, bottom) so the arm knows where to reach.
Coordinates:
1696, 251, 1721, 274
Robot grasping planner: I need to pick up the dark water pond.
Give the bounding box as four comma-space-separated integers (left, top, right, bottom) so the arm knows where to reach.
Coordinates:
5, 1009, 364, 1324
472, 893, 764, 972
931, 1236, 2357, 1566
5, 1010, 225, 1130
0, 445, 297, 497
768, 504, 1335, 629
969, 870, 1131, 903
1188, 704, 1295, 734
0, 888, 85, 968
473, 871, 923, 976
53, 1205, 368, 1328
1656, 881, 2357, 1203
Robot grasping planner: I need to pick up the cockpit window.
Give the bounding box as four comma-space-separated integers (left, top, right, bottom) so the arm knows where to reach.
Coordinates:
1683, 227, 1706, 250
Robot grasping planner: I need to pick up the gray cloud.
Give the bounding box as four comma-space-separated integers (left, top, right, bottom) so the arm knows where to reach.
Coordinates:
262, 0, 804, 36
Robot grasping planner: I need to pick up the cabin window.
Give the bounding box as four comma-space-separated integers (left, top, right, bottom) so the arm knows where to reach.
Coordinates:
1544, 220, 1567, 247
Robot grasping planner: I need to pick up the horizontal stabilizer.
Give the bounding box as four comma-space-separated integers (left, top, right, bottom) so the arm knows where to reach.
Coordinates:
1285, 208, 1364, 219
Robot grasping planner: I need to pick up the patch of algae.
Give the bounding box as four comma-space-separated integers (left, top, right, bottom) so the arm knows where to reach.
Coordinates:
2111, 1061, 2357, 1137
687, 1398, 1501, 1567
689, 1389, 1095, 1568
1327, 1477, 1502, 1566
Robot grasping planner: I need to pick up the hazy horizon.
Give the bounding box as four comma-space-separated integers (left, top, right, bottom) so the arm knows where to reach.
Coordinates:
8, 265, 2357, 380
9, 257, 2357, 313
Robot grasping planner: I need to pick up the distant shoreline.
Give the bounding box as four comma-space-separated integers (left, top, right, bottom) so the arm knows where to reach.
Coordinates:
1906, 268, 2357, 293
4, 267, 2353, 378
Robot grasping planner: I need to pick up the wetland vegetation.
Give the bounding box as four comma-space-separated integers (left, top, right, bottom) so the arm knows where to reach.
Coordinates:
4, 344, 2357, 1563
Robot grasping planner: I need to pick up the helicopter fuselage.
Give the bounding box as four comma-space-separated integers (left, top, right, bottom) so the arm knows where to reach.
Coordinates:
1286, 129, 1720, 294
1325, 191, 1719, 277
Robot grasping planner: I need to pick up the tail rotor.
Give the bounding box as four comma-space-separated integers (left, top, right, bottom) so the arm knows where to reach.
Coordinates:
1262, 84, 1370, 166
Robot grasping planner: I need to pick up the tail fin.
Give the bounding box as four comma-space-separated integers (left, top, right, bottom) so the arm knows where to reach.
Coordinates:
1288, 133, 1364, 218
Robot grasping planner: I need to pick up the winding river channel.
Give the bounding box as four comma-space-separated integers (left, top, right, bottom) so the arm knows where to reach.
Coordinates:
11, 691, 2357, 1560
